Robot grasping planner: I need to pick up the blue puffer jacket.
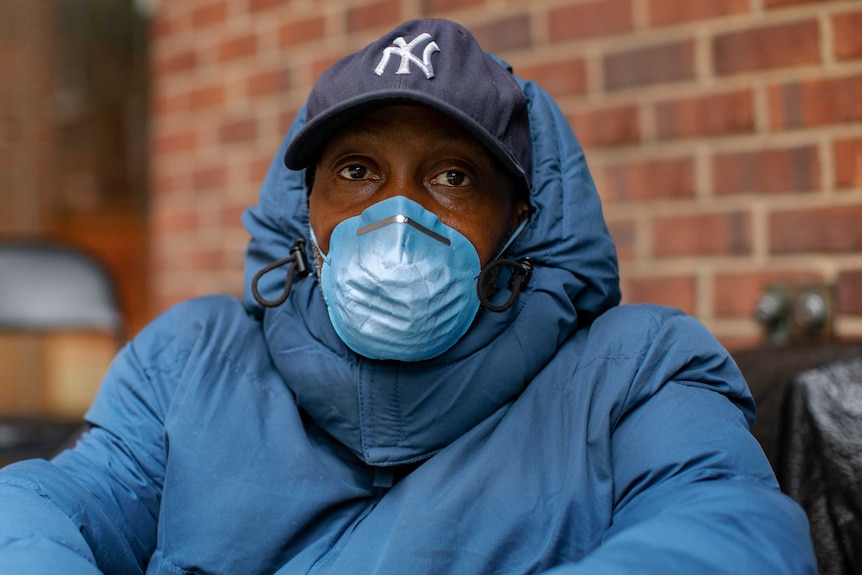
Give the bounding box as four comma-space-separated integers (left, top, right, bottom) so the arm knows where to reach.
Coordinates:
0, 71, 816, 574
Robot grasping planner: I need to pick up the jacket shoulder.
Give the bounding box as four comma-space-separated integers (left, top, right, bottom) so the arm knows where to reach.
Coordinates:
132, 295, 259, 360
87, 295, 264, 423
573, 304, 754, 426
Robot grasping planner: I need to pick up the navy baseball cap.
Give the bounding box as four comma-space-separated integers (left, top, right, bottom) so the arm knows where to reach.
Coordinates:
284, 19, 532, 192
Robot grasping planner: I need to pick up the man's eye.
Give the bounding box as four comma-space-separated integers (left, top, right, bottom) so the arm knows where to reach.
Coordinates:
338, 164, 371, 180
432, 170, 471, 187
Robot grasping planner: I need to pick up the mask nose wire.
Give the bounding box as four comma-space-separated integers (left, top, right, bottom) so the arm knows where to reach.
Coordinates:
251, 238, 311, 308
357, 215, 452, 246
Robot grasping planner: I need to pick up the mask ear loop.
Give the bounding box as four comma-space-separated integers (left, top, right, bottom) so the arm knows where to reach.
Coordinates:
251, 239, 311, 308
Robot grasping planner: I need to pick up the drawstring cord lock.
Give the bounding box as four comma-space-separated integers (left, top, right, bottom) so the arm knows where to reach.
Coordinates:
251, 239, 311, 308
476, 257, 533, 313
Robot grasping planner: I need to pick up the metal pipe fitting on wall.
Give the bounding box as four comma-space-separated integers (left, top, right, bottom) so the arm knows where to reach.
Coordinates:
755, 283, 835, 347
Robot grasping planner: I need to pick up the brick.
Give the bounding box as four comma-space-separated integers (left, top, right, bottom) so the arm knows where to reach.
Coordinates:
247, 68, 291, 97
517, 59, 587, 99
604, 40, 695, 90
602, 156, 695, 203
656, 90, 753, 140
220, 203, 248, 227
191, 2, 228, 29
606, 219, 636, 261
548, 0, 633, 43
151, 174, 174, 197
765, 0, 842, 8
190, 84, 227, 109
153, 207, 199, 234
218, 33, 258, 62
151, 172, 193, 197
182, 249, 228, 271
248, 154, 273, 184
714, 270, 824, 317
421, 0, 484, 15
219, 118, 257, 144
249, 0, 290, 13
770, 204, 862, 254
652, 211, 751, 257
153, 92, 190, 116
647, 0, 748, 27
154, 130, 197, 155
568, 105, 640, 148
193, 165, 228, 190
621, 275, 696, 315
713, 20, 819, 76
837, 270, 862, 315
278, 16, 326, 48
713, 145, 820, 195
470, 14, 532, 53
769, 74, 862, 129
151, 14, 177, 38
155, 50, 197, 76
347, 0, 403, 33
835, 138, 862, 188
834, 11, 862, 61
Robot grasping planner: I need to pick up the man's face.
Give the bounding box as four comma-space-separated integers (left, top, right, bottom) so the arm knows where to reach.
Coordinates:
308, 105, 530, 267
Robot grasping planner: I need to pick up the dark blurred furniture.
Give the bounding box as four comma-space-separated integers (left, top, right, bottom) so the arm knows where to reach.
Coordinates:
0, 240, 123, 466
734, 343, 862, 575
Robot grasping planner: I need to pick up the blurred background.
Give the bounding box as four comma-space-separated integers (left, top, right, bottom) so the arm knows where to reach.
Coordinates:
1, 0, 862, 419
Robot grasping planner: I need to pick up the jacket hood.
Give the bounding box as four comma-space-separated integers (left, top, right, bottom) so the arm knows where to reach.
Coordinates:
242, 68, 620, 465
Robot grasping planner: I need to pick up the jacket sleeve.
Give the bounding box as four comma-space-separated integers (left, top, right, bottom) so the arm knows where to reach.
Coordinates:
547, 307, 818, 575
0, 303, 192, 574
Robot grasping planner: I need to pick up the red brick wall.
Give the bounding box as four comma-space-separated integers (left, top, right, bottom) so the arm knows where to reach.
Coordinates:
150, 0, 862, 348
0, 0, 54, 235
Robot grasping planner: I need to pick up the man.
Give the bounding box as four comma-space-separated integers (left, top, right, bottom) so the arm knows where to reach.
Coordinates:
0, 18, 816, 574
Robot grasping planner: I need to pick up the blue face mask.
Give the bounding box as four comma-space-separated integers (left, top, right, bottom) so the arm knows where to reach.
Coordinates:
312, 196, 482, 362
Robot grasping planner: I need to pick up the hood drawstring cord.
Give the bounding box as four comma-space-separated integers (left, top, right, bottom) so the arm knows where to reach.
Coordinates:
476, 257, 533, 313
251, 239, 311, 308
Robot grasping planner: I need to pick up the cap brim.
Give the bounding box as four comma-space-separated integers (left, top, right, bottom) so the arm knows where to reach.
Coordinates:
283, 91, 528, 188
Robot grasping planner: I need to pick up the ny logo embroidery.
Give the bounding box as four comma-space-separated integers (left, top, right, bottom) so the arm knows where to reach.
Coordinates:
374, 33, 441, 79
